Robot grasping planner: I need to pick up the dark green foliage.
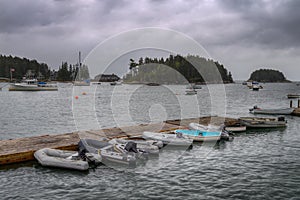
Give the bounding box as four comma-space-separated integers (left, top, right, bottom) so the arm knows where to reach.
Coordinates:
249, 69, 289, 82
123, 55, 234, 84
57, 62, 79, 81
0, 54, 50, 80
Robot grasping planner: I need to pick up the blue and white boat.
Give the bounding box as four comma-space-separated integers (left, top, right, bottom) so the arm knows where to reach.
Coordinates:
174, 129, 221, 142
174, 129, 230, 142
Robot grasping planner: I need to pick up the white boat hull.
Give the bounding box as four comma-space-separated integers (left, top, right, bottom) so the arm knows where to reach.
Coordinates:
239, 117, 287, 128
250, 107, 294, 115
9, 84, 58, 91
225, 126, 246, 132
143, 131, 193, 146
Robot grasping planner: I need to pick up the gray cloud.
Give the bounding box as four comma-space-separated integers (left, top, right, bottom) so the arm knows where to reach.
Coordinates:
0, 0, 299, 80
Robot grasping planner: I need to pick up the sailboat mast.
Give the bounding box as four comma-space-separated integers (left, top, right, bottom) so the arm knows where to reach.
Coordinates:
79, 51, 82, 67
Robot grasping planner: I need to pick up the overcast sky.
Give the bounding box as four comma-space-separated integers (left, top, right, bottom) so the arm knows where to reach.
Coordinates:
0, 0, 300, 80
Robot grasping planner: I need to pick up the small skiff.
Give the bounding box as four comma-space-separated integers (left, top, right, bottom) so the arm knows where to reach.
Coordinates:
249, 106, 294, 115
34, 148, 89, 171
287, 94, 300, 99
109, 139, 160, 155
185, 89, 197, 95
189, 122, 220, 132
239, 117, 287, 128
224, 123, 246, 132
78, 139, 140, 166
174, 129, 221, 142
143, 131, 193, 146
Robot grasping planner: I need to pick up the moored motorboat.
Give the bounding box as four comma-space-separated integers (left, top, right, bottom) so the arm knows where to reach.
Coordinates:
34, 148, 89, 171
186, 84, 202, 89
142, 131, 193, 146
287, 94, 300, 98
9, 79, 58, 91
249, 106, 294, 115
185, 89, 197, 95
239, 117, 287, 128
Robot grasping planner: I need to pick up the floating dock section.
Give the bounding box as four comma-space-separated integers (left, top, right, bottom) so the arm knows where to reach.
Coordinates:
0, 116, 238, 165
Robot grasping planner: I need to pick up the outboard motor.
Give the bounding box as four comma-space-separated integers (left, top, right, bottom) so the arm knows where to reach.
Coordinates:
125, 141, 138, 153
278, 116, 285, 121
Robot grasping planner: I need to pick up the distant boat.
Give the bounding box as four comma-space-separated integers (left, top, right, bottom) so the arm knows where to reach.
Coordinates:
110, 81, 122, 86
145, 83, 160, 86
252, 81, 263, 91
9, 79, 58, 91
287, 94, 300, 99
185, 89, 197, 95
239, 117, 287, 128
249, 106, 294, 115
186, 84, 202, 89
74, 80, 90, 86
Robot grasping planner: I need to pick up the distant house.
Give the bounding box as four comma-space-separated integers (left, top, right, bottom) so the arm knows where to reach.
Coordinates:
94, 74, 120, 82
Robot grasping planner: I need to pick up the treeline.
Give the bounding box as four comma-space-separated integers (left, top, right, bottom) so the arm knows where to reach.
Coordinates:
124, 55, 233, 84
249, 69, 289, 82
56, 62, 79, 81
0, 54, 80, 81
0, 55, 50, 80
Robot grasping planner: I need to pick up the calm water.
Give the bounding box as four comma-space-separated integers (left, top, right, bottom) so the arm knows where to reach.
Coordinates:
0, 83, 300, 199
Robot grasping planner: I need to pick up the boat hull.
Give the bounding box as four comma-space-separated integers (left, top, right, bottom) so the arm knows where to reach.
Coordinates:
250, 108, 294, 115
174, 129, 221, 142
239, 117, 287, 128
34, 148, 89, 171
225, 126, 246, 132
287, 94, 300, 98
9, 84, 58, 91
143, 131, 193, 146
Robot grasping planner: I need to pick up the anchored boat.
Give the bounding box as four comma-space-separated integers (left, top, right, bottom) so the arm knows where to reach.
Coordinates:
287, 94, 300, 99
249, 106, 294, 115
185, 89, 197, 95
239, 117, 287, 128
9, 79, 58, 91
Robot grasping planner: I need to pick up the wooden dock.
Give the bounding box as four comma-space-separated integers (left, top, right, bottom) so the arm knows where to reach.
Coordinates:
0, 116, 238, 166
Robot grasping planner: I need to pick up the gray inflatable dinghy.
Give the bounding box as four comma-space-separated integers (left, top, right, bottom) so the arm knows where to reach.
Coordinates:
34, 148, 89, 171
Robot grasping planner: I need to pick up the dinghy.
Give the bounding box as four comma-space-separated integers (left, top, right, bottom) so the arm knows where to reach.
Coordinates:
189, 123, 221, 132
174, 129, 232, 142
185, 89, 197, 95
34, 148, 89, 171
224, 123, 246, 132
239, 117, 287, 128
249, 106, 294, 115
78, 139, 144, 166
109, 139, 160, 155
142, 131, 193, 146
